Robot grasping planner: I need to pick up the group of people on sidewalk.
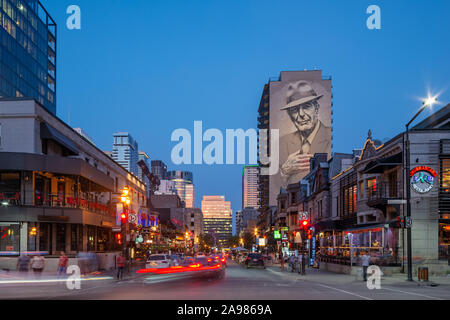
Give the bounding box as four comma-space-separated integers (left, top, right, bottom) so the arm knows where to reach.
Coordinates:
16, 251, 69, 278
278, 251, 306, 274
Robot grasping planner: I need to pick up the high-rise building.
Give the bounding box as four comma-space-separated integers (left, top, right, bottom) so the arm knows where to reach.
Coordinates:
242, 165, 259, 209
201, 196, 232, 246
257, 70, 332, 211
0, 0, 57, 114
167, 170, 194, 208
155, 179, 176, 195
112, 132, 139, 176
235, 210, 243, 236
151, 160, 167, 180
138, 151, 150, 193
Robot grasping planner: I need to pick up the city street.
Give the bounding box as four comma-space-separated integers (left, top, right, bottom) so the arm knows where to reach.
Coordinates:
0, 261, 449, 300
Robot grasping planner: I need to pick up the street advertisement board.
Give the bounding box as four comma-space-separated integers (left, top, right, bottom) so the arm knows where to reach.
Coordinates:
269, 70, 332, 205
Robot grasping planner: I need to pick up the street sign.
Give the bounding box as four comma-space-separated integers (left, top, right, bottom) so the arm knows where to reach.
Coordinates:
405, 217, 412, 228
128, 213, 137, 224
274, 230, 281, 239
298, 212, 309, 221
281, 227, 289, 231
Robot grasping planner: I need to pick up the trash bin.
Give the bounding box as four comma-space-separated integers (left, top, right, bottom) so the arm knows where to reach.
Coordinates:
418, 267, 429, 281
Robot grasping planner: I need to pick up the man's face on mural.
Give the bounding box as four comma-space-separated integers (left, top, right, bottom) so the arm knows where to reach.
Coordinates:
287, 101, 319, 134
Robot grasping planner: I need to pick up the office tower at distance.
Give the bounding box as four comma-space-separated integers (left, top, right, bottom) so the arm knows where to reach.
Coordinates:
167, 170, 194, 208
243, 165, 259, 209
151, 160, 167, 180
201, 196, 232, 246
112, 132, 139, 176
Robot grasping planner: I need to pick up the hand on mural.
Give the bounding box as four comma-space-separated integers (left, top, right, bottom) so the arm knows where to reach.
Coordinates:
281, 151, 312, 176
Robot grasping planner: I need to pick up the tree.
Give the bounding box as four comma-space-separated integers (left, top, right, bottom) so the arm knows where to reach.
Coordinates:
226, 236, 240, 248
242, 232, 254, 250
198, 233, 214, 252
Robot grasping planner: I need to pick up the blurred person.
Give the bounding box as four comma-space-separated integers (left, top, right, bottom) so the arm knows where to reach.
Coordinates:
31, 254, 45, 278
16, 254, 30, 273
57, 251, 69, 278
116, 253, 125, 280
361, 251, 371, 281
279, 251, 284, 272
289, 254, 296, 272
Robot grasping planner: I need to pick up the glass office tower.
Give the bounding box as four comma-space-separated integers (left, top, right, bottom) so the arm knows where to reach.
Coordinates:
0, 0, 56, 114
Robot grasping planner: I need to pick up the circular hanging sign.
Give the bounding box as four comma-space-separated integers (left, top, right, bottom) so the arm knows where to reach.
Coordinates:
410, 166, 437, 194
128, 213, 137, 224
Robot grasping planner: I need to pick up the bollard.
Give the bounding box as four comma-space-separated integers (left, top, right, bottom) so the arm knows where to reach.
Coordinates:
418, 267, 429, 282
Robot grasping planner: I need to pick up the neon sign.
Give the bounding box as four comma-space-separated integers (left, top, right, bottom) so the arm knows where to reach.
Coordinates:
410, 166, 437, 194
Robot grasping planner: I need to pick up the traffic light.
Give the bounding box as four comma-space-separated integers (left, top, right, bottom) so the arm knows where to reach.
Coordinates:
300, 220, 310, 231
307, 228, 313, 240
115, 233, 122, 245
120, 212, 127, 225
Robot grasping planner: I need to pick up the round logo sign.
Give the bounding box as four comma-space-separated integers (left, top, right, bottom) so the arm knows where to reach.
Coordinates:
410, 166, 437, 194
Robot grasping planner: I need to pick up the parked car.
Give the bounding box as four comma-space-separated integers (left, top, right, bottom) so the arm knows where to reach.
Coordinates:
245, 253, 265, 269
145, 254, 173, 269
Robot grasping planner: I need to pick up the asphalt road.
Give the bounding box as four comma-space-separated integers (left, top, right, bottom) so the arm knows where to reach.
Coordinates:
0, 261, 449, 300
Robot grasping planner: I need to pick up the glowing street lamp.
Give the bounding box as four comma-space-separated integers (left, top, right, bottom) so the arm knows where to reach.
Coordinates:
404, 94, 438, 281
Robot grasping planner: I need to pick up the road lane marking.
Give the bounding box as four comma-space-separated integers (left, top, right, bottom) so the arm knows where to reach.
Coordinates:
316, 284, 373, 300
381, 287, 444, 300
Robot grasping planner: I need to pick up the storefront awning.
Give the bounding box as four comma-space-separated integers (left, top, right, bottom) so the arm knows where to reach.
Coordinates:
363, 152, 402, 174
41, 122, 79, 155
344, 223, 387, 233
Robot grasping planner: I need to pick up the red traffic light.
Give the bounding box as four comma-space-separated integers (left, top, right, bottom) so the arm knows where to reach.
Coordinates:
302, 220, 309, 227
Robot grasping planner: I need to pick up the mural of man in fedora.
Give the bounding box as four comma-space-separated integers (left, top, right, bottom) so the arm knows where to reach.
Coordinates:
279, 81, 331, 186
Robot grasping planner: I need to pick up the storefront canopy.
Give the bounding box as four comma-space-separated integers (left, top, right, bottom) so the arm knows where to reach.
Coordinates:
41, 122, 79, 156
363, 152, 402, 174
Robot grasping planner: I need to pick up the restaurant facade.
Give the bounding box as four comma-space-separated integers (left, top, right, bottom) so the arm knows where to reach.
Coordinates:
0, 99, 150, 268
273, 104, 450, 275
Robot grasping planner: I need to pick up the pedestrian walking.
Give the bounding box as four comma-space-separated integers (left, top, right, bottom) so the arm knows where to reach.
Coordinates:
116, 253, 125, 280
289, 254, 296, 272
279, 251, 284, 272
57, 251, 69, 278
31, 254, 45, 278
361, 251, 371, 281
17, 254, 30, 273
297, 254, 303, 274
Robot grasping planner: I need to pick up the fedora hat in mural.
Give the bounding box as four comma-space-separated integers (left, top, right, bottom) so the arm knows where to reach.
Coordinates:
281, 81, 323, 111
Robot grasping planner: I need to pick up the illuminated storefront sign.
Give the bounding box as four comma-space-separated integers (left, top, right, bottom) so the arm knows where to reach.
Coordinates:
410, 166, 437, 194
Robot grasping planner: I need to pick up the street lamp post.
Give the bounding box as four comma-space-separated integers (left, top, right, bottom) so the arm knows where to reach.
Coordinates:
120, 187, 131, 256
404, 96, 437, 281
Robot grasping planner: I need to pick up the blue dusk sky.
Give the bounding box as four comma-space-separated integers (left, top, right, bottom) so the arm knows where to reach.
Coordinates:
43, 0, 449, 217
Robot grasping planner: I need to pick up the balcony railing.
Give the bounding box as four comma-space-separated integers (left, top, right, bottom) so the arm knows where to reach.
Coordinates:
1, 190, 114, 215
367, 182, 401, 202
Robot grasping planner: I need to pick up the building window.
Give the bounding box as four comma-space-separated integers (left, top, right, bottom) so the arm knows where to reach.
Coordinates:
367, 178, 377, 198
340, 173, 357, 217
39, 223, 51, 254
56, 224, 66, 252
439, 158, 450, 216
0, 224, 20, 255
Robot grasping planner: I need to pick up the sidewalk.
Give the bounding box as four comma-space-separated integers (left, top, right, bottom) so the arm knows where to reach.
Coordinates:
267, 262, 450, 286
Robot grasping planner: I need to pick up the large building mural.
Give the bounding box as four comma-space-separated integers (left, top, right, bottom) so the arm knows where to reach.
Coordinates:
269, 71, 332, 206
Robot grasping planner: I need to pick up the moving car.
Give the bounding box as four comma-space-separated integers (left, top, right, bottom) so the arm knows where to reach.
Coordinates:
192, 256, 225, 279
245, 253, 265, 269
145, 254, 173, 269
